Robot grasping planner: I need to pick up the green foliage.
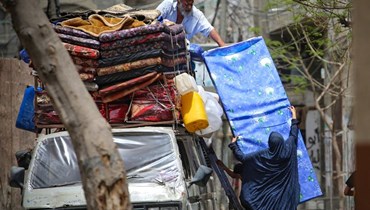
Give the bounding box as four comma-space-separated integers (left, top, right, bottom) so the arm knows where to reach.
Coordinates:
265, 0, 351, 94
248, 27, 261, 35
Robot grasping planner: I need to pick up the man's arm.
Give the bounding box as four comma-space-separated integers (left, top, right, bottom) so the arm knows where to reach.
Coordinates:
209, 28, 225, 47
156, 0, 172, 19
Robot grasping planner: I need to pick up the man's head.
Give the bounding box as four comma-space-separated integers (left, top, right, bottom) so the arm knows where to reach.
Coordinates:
178, 0, 194, 16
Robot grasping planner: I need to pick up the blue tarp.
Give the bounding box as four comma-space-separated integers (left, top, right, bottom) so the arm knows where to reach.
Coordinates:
202, 36, 322, 202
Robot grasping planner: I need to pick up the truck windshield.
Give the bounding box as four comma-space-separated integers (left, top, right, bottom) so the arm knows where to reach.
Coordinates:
30, 132, 181, 189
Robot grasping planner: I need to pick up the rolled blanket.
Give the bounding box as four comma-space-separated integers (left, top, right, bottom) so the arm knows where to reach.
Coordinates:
99, 71, 159, 96
101, 72, 162, 103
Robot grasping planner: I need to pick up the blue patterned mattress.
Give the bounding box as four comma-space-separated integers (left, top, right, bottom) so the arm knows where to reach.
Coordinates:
202, 36, 322, 202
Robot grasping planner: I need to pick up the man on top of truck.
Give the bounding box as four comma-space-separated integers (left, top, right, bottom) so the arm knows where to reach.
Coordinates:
156, 0, 225, 47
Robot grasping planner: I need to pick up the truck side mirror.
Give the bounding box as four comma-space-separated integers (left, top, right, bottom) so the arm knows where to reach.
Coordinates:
15, 149, 32, 170
9, 166, 25, 189
188, 165, 213, 187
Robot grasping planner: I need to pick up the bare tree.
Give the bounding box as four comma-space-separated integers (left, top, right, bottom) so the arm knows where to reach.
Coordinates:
0, 0, 131, 209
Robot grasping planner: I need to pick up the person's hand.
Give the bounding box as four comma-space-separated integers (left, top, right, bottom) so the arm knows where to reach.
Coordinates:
288, 106, 297, 119
231, 136, 239, 143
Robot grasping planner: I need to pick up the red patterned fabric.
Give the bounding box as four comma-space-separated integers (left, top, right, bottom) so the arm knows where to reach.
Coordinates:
101, 73, 162, 103
76, 65, 97, 75
96, 56, 187, 76
129, 80, 181, 122
133, 80, 177, 102
130, 100, 174, 122
107, 103, 129, 123
63, 42, 100, 59
35, 108, 62, 125
79, 73, 95, 81
71, 56, 99, 67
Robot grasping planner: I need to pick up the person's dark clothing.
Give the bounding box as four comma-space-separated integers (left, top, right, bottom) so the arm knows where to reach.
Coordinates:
228, 119, 300, 210
346, 171, 356, 188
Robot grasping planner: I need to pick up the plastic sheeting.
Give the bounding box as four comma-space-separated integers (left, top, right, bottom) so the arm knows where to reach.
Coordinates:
202, 36, 322, 202
30, 131, 183, 192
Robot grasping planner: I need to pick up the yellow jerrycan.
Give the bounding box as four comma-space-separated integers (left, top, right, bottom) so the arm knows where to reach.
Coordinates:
181, 91, 209, 132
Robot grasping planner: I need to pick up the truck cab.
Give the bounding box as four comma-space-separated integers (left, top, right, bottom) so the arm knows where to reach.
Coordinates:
10, 126, 217, 209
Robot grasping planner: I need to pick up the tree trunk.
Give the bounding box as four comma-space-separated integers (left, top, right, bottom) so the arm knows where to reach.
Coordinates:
0, 1, 131, 209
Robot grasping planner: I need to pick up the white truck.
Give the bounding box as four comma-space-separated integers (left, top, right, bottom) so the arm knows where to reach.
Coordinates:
9, 126, 218, 210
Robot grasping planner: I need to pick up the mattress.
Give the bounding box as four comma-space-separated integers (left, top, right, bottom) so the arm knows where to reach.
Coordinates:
202, 36, 322, 202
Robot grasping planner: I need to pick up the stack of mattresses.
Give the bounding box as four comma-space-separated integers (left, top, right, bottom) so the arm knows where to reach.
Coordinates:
34, 10, 187, 126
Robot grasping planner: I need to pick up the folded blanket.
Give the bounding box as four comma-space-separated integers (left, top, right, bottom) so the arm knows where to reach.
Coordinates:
53, 24, 97, 39
100, 31, 185, 50
60, 14, 145, 37
58, 33, 100, 49
76, 65, 97, 75
99, 22, 183, 42
94, 65, 188, 87
63, 42, 100, 59
79, 73, 95, 82
100, 40, 186, 59
96, 56, 187, 76
71, 56, 99, 68
99, 49, 186, 67
95, 65, 158, 87
101, 4, 160, 24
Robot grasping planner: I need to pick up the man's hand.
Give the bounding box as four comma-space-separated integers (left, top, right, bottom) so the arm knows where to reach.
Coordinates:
288, 106, 297, 119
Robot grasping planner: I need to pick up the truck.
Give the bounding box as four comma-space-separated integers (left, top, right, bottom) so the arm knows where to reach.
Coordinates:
9, 126, 218, 209
8, 1, 244, 209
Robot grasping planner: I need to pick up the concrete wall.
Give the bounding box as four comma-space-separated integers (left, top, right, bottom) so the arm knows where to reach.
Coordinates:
0, 59, 36, 210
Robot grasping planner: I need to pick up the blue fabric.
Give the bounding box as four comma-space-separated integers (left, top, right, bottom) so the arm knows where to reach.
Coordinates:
156, 0, 213, 39
19, 49, 30, 64
189, 43, 204, 62
228, 119, 300, 210
16, 86, 36, 132
202, 37, 322, 203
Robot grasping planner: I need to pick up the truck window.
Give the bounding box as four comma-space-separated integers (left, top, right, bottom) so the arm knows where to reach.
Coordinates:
30, 132, 183, 189
176, 140, 191, 179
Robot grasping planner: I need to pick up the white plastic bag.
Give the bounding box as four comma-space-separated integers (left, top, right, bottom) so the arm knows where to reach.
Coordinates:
196, 86, 224, 137
174, 73, 198, 95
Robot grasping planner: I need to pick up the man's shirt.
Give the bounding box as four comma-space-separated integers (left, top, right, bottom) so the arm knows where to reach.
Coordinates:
157, 0, 214, 40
